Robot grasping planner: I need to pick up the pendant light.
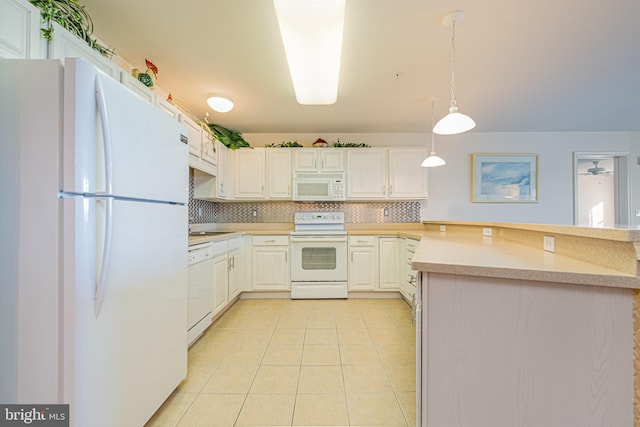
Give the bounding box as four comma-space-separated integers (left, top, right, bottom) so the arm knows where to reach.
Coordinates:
433, 10, 475, 135
422, 97, 446, 167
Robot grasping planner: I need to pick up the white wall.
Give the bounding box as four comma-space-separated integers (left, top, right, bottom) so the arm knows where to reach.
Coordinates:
245, 131, 640, 226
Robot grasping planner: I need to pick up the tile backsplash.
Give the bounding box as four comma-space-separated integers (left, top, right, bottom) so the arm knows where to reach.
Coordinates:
188, 170, 420, 224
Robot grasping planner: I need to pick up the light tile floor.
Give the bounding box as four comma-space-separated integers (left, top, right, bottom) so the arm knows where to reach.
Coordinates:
146, 298, 416, 427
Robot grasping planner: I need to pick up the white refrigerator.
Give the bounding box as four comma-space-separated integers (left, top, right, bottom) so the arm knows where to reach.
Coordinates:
0, 58, 189, 426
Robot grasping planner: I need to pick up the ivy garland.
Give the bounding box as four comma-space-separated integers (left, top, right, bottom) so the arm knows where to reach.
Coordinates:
29, 0, 115, 57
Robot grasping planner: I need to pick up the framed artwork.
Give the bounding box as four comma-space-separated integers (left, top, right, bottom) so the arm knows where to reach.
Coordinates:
471, 153, 538, 202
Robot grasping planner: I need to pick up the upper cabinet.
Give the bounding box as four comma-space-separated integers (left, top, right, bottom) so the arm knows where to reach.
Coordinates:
347, 148, 429, 200
201, 131, 217, 167
388, 148, 428, 199
346, 149, 388, 199
48, 22, 120, 79
234, 148, 266, 199
293, 148, 344, 172
119, 70, 155, 104
267, 149, 293, 199
0, 0, 44, 59
179, 114, 203, 158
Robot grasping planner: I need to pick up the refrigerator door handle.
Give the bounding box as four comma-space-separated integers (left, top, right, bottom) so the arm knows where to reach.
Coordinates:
94, 197, 114, 317
95, 77, 113, 195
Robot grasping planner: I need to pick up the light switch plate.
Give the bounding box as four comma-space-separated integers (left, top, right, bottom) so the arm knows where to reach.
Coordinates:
482, 227, 492, 237
543, 235, 556, 252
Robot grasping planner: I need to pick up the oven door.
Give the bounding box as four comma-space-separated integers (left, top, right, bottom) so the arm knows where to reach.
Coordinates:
290, 235, 348, 282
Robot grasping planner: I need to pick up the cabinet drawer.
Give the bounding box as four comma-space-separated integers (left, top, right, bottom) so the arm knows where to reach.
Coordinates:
227, 236, 242, 252
252, 235, 289, 246
211, 240, 227, 257
349, 235, 377, 246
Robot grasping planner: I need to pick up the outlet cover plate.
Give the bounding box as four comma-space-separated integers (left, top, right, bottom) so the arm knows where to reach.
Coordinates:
440, 225, 446, 232
543, 235, 556, 252
482, 227, 493, 237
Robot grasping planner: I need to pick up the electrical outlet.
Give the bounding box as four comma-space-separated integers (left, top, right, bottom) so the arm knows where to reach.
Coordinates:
252, 209, 257, 217
482, 227, 492, 237
635, 209, 640, 217
543, 235, 556, 252
440, 225, 446, 232
384, 208, 389, 216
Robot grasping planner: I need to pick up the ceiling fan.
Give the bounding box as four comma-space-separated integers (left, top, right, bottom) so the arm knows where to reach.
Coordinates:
579, 160, 614, 176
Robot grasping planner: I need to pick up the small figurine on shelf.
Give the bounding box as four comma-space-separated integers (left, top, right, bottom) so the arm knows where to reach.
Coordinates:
313, 138, 328, 148
131, 59, 158, 90
167, 93, 176, 106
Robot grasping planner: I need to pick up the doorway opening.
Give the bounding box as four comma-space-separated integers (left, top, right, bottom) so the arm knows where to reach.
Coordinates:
573, 152, 629, 227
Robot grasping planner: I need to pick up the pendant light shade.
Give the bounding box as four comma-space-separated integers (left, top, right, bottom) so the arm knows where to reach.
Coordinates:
434, 10, 475, 135
422, 97, 446, 168
433, 105, 475, 135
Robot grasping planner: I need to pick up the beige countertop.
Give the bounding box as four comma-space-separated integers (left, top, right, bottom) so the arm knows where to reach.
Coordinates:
412, 229, 640, 290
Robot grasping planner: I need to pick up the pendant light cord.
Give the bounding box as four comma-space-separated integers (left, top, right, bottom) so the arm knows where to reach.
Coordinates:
449, 19, 457, 108
430, 99, 436, 153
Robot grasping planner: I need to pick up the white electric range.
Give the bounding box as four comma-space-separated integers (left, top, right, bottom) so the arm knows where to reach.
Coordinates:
290, 212, 348, 299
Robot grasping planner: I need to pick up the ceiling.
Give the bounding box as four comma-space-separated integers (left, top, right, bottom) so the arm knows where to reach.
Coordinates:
81, 0, 640, 134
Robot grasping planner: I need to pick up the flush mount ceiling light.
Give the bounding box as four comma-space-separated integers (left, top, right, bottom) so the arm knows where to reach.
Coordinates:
422, 97, 446, 167
206, 95, 234, 113
273, 0, 345, 105
433, 10, 476, 135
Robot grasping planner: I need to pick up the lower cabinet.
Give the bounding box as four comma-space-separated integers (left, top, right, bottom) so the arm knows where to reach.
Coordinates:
379, 237, 401, 290
211, 240, 229, 316
252, 235, 290, 290
227, 236, 243, 300
403, 238, 419, 301
348, 236, 378, 291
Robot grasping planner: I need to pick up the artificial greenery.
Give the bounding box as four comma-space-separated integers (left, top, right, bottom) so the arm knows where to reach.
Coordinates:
208, 124, 251, 150
264, 141, 303, 148
30, 0, 115, 57
332, 138, 371, 148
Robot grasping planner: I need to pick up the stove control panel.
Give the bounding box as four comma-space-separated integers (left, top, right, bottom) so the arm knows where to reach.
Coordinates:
294, 212, 344, 225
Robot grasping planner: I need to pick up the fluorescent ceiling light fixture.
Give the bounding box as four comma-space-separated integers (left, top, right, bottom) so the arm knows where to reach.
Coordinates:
207, 95, 234, 113
273, 0, 345, 105
433, 10, 475, 135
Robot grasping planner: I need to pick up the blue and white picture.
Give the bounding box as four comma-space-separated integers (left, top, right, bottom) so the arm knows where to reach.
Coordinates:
472, 154, 538, 202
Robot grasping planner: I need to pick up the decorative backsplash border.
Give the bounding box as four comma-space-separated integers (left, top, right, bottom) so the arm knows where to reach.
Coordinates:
188, 171, 421, 224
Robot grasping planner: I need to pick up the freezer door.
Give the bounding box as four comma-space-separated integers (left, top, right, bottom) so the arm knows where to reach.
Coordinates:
64, 196, 187, 427
63, 58, 188, 203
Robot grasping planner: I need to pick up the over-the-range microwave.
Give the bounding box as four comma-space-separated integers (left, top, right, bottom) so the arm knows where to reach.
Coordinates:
293, 172, 346, 201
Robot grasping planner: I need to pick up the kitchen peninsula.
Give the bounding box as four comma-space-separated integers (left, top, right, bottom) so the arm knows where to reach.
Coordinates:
412, 221, 640, 427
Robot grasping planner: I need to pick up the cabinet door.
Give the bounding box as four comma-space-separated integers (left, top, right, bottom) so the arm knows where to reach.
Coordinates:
155, 97, 180, 121
48, 23, 119, 79
234, 148, 266, 199
179, 114, 202, 157
0, 0, 43, 59
212, 254, 229, 316
201, 131, 217, 166
228, 249, 241, 300
119, 71, 155, 104
267, 149, 292, 199
346, 149, 387, 199
252, 247, 289, 290
349, 247, 377, 290
388, 148, 429, 199
293, 149, 318, 171
379, 237, 401, 290
216, 141, 229, 199
320, 149, 344, 171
